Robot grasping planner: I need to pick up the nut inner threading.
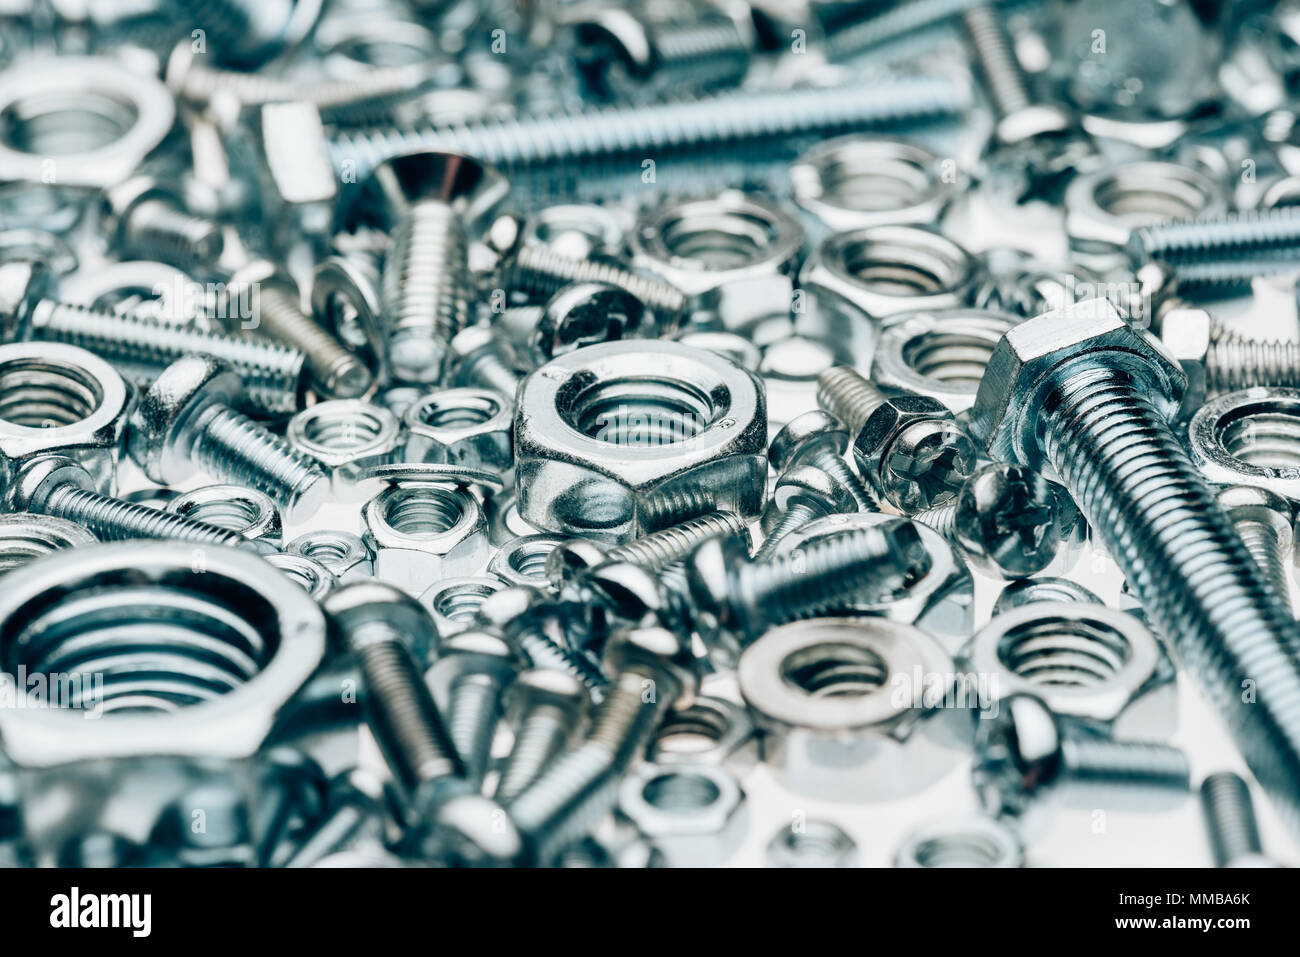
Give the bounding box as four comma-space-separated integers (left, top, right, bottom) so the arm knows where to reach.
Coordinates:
430, 579, 499, 623
901, 328, 1000, 387
780, 642, 889, 699
832, 231, 971, 297
412, 392, 503, 429
380, 485, 466, 535
1217, 403, 1300, 469
1092, 166, 1216, 224
641, 770, 723, 812
996, 617, 1132, 688
0, 356, 103, 426
0, 91, 138, 155
911, 831, 1008, 867
557, 374, 719, 445
657, 208, 781, 269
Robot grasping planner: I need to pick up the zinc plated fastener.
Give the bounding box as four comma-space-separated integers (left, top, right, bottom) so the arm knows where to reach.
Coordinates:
493, 670, 588, 804
768, 410, 880, 513
426, 630, 520, 790
1128, 206, 1300, 265
1214, 487, 1295, 615
1199, 771, 1277, 868
102, 176, 225, 272
753, 466, 857, 562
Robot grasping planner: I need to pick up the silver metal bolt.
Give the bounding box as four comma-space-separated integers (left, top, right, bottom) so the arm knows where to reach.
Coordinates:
768, 410, 879, 513
1215, 486, 1294, 615
1200, 771, 1277, 868
426, 629, 520, 790
1128, 206, 1300, 265
493, 669, 588, 803
102, 175, 224, 272
753, 466, 856, 562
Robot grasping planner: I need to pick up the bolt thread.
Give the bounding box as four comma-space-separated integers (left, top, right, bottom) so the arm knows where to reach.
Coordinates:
1172, 258, 1300, 299
513, 625, 609, 700
125, 199, 224, 268
648, 19, 749, 86
506, 245, 687, 325
1128, 207, 1300, 264
1207, 337, 1300, 393
258, 285, 371, 398
609, 510, 748, 571
494, 705, 573, 803
1200, 771, 1265, 867
1059, 735, 1191, 797
754, 501, 825, 561
351, 620, 464, 794
382, 201, 468, 384
280, 795, 374, 869
914, 501, 958, 540
1235, 520, 1293, 614
446, 676, 505, 788
28, 299, 304, 415
179, 60, 431, 119
809, 449, 879, 511
962, 4, 1031, 118
639, 484, 718, 531
817, 366, 885, 434
738, 525, 919, 622
40, 484, 246, 548
1041, 365, 1300, 827
826, 0, 985, 61
191, 403, 326, 516
328, 77, 969, 179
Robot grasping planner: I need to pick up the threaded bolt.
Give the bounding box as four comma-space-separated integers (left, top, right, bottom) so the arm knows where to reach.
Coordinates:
12, 455, 248, 549
769, 410, 879, 512
961, 4, 1030, 118
1205, 335, 1300, 394
1163, 258, 1300, 300
510, 618, 610, 702
1215, 487, 1294, 615
427, 631, 519, 790
327, 77, 970, 180
818, 365, 977, 510
448, 324, 521, 396
279, 771, 382, 869
1200, 771, 1275, 867
504, 245, 688, 329
976, 694, 1190, 819
1128, 207, 1300, 265
754, 500, 829, 561
102, 176, 224, 273
826, 0, 987, 61
494, 670, 587, 803
128, 355, 328, 523
971, 303, 1300, 829
503, 625, 696, 865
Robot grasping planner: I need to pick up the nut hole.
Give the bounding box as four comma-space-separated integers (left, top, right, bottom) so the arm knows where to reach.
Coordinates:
300, 407, 390, 450
413, 393, 502, 429
1217, 402, 1300, 469
557, 375, 719, 445
174, 495, 264, 531
836, 235, 967, 296
654, 705, 731, 756
656, 209, 780, 269
996, 617, 1131, 687
911, 832, 1008, 867
641, 771, 722, 812
781, 642, 889, 698
431, 580, 498, 622
770, 819, 856, 865
901, 331, 1000, 387
0, 357, 104, 427
1092, 167, 1215, 225
381, 486, 465, 535
1, 90, 138, 156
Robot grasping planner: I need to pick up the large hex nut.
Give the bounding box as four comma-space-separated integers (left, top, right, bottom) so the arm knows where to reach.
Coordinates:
404, 387, 514, 475
0, 542, 325, 853
0, 342, 131, 495
629, 192, 805, 330
362, 482, 490, 593
1189, 388, 1300, 501
738, 617, 972, 802
514, 341, 767, 543
617, 764, 748, 867
287, 399, 402, 501
963, 602, 1178, 741
776, 512, 973, 653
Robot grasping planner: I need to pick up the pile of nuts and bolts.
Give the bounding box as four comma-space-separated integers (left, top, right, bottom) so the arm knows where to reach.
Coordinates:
3, 0, 1300, 870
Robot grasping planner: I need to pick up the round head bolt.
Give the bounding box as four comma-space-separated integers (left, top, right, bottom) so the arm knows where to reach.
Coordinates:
0, 260, 53, 342
854, 394, 977, 512
770, 463, 856, 517
425, 629, 520, 712
325, 579, 441, 663
531, 282, 647, 363
952, 463, 1071, 578
974, 693, 1069, 818
575, 560, 693, 640
769, 410, 851, 473
602, 623, 699, 710
504, 668, 588, 729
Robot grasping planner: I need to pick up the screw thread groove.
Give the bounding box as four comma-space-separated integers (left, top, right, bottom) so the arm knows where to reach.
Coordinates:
914, 501, 958, 540
1236, 521, 1293, 614
810, 449, 879, 511
41, 484, 246, 548
609, 510, 747, 570
126, 199, 224, 268
1200, 771, 1264, 867
962, 4, 1030, 117
382, 201, 467, 383
507, 245, 687, 323
191, 403, 326, 512
494, 706, 572, 803
1129, 207, 1300, 263
446, 676, 504, 787
817, 366, 885, 434
1059, 735, 1191, 793
1207, 337, 1300, 393
258, 286, 370, 397
754, 502, 825, 561
513, 626, 609, 699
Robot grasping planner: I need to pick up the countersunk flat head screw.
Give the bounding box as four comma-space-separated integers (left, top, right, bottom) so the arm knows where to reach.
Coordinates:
769, 410, 879, 513
494, 669, 588, 803
971, 299, 1300, 830
353, 149, 509, 384
127, 354, 328, 522
425, 629, 520, 790
753, 465, 856, 562
1199, 771, 1278, 868
5, 454, 250, 549
975, 694, 1190, 819
101, 174, 225, 272
226, 259, 373, 399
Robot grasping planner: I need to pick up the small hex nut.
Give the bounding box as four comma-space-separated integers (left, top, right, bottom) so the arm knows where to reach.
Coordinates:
404, 387, 514, 475
0, 342, 131, 495
766, 818, 859, 868
285, 530, 374, 583
362, 482, 490, 593
893, 814, 1023, 867
514, 340, 767, 543
648, 694, 759, 775
287, 400, 402, 502
487, 534, 564, 591
264, 553, 337, 600
419, 575, 508, 636
168, 485, 283, 555
963, 602, 1178, 741
617, 764, 748, 867
738, 617, 972, 802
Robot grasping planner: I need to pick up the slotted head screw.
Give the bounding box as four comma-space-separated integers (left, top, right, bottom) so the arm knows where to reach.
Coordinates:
354, 149, 508, 384
128, 355, 328, 522
971, 298, 1300, 831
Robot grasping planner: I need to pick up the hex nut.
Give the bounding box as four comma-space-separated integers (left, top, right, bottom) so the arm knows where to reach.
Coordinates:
648, 694, 759, 774
738, 617, 972, 802
963, 602, 1178, 741
0, 342, 131, 495
487, 534, 564, 591
766, 818, 859, 868
628, 192, 805, 330
893, 815, 1023, 867
264, 553, 337, 600
514, 340, 767, 543
617, 764, 748, 867
404, 387, 514, 475
419, 575, 508, 636
776, 512, 974, 654
168, 485, 284, 555
0, 512, 98, 576
287, 400, 401, 502
362, 482, 490, 593
285, 529, 374, 583
1188, 388, 1300, 501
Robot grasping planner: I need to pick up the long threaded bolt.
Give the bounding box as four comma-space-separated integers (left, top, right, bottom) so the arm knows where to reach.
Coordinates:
129, 355, 327, 522
1164, 258, 1300, 300
14, 456, 247, 549
1204, 334, 1300, 393
503, 245, 688, 329
428, 631, 519, 790
1216, 487, 1294, 615
494, 670, 587, 804
976, 694, 1190, 818
25, 298, 305, 416
1128, 207, 1300, 265
961, 4, 1031, 118
818, 365, 977, 510
971, 303, 1300, 830
503, 626, 695, 865
826, 0, 988, 61
1200, 771, 1275, 867
328, 77, 969, 180
448, 325, 521, 396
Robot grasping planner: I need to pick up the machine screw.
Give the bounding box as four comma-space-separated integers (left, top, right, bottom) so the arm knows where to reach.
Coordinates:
479, 588, 611, 701
825, 0, 986, 61
1128, 206, 1300, 265
353, 150, 509, 384
975, 694, 1191, 819
7, 455, 247, 548
1199, 771, 1276, 868
128, 355, 328, 522
817, 365, 977, 510
768, 410, 879, 513
448, 324, 521, 396
279, 770, 384, 869
754, 466, 856, 562
0, 262, 305, 416
426, 630, 520, 790
102, 176, 224, 271
227, 260, 372, 399
971, 302, 1300, 828
494, 669, 588, 803
328, 77, 970, 180
1215, 486, 1294, 615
